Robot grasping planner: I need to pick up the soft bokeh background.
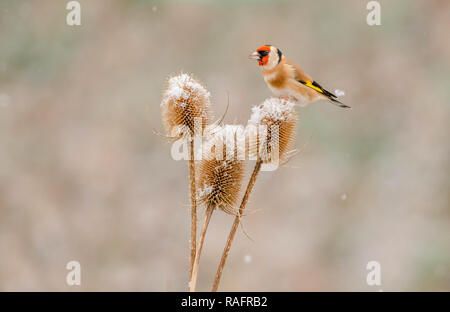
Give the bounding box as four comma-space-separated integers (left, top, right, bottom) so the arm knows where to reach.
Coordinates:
0, 0, 449, 291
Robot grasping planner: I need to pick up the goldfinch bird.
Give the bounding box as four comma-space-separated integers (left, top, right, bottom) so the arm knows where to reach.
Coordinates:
249, 44, 349, 108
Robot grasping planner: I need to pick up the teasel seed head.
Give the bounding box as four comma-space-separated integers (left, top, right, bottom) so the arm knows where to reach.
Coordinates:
197, 125, 246, 215
161, 73, 211, 139
247, 97, 297, 164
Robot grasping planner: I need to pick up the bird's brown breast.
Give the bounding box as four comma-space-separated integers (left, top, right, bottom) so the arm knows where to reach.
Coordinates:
262, 61, 294, 90
263, 68, 288, 90
266, 73, 286, 88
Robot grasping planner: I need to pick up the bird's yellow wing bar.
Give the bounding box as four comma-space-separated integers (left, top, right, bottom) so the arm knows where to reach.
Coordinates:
303, 81, 324, 93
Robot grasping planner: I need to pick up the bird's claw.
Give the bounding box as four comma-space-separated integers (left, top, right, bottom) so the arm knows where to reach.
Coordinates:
279, 95, 297, 102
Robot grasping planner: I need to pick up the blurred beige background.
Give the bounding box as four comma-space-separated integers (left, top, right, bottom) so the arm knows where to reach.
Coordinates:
0, 0, 449, 291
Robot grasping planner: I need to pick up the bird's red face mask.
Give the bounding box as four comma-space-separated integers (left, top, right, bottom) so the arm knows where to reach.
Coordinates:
249, 45, 271, 66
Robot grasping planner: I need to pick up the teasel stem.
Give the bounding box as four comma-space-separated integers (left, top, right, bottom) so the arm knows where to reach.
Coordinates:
188, 139, 197, 280
212, 159, 262, 292
160, 73, 213, 290
189, 203, 215, 292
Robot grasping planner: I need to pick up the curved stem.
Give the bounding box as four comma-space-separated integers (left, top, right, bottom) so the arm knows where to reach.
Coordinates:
188, 139, 197, 282
212, 160, 262, 292
190, 204, 215, 292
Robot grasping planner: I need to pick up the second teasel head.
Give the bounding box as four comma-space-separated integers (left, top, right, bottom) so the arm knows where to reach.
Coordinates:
197, 125, 246, 215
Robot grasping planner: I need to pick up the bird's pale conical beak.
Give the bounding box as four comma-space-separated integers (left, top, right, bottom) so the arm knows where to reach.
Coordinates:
249, 51, 260, 60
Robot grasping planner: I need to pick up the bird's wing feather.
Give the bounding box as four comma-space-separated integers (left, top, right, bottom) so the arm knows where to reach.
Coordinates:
284, 58, 333, 95
283, 58, 348, 107
284, 58, 313, 82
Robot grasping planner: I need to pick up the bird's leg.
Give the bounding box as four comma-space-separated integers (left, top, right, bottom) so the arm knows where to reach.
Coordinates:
279, 95, 297, 102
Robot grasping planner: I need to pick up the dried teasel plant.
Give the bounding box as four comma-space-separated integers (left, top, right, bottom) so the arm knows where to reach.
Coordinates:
212, 97, 297, 291
248, 98, 297, 165
189, 125, 246, 292
161, 73, 211, 138
160, 73, 211, 281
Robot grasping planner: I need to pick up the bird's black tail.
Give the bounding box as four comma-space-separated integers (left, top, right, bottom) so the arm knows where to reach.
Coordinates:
316, 83, 350, 109
299, 79, 350, 108
325, 92, 350, 108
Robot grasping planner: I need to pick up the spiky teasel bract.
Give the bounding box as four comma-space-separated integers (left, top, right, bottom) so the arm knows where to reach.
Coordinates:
161, 73, 211, 139
247, 97, 297, 164
197, 125, 246, 215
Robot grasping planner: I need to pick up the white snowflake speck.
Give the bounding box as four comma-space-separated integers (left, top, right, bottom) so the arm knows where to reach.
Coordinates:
335, 89, 346, 97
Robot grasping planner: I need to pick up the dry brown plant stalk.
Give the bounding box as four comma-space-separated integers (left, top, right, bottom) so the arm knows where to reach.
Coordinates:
161, 73, 211, 282
212, 98, 297, 291
189, 125, 245, 292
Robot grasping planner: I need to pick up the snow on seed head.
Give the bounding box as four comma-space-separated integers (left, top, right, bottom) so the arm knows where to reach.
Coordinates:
161, 73, 211, 138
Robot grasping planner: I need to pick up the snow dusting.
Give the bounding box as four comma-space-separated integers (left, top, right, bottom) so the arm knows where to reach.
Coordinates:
248, 98, 295, 125
162, 74, 211, 108
197, 183, 213, 200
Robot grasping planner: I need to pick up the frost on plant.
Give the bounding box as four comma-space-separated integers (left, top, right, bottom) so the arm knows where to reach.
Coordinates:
248, 97, 296, 125
161, 73, 211, 138
197, 125, 245, 215
248, 97, 297, 164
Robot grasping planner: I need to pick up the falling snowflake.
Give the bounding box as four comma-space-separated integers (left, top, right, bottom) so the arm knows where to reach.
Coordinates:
335, 89, 346, 97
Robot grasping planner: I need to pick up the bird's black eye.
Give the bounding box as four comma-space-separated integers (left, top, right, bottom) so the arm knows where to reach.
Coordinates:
258, 50, 269, 57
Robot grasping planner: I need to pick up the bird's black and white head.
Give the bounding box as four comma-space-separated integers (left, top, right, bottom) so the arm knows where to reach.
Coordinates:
249, 45, 283, 69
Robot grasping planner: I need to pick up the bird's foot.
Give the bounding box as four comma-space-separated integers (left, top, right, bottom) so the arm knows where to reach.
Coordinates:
279, 95, 297, 102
